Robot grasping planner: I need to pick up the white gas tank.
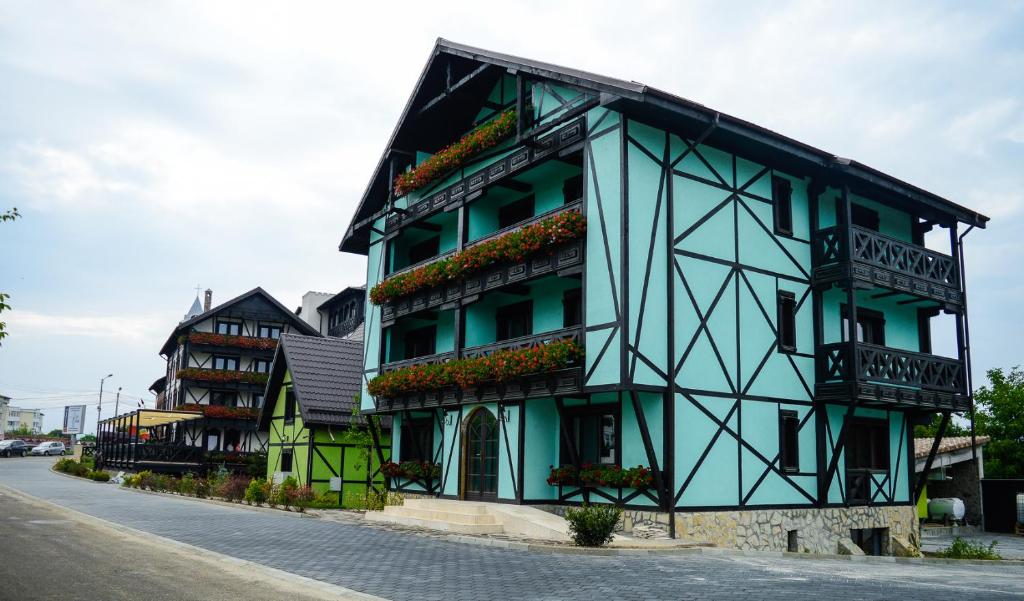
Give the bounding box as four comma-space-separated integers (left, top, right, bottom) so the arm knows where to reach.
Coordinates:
928, 497, 966, 521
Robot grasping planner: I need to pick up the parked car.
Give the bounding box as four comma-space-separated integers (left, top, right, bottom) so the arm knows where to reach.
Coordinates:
30, 441, 66, 456
0, 440, 31, 457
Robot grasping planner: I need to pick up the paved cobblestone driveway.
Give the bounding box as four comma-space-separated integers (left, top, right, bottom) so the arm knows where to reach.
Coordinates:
2, 458, 1021, 600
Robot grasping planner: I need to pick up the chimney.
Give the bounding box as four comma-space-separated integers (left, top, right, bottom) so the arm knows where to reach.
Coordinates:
203, 289, 212, 312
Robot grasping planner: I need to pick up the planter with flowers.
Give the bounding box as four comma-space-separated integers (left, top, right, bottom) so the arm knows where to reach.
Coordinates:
175, 403, 260, 420
175, 368, 269, 387
547, 463, 656, 505
370, 210, 586, 307
182, 332, 278, 351
368, 339, 583, 401
393, 109, 518, 198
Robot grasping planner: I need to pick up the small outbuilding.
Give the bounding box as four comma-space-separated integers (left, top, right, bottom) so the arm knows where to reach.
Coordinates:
259, 334, 390, 506
915, 435, 989, 525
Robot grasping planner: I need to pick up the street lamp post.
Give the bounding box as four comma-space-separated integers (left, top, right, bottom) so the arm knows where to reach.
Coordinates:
96, 373, 113, 439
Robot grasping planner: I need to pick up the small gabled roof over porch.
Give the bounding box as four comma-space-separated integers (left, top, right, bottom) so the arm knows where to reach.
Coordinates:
259, 334, 385, 429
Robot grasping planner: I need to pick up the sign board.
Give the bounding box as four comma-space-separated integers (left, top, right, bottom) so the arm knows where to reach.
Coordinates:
63, 405, 86, 435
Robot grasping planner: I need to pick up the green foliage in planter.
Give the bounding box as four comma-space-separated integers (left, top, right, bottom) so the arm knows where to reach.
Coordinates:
174, 368, 269, 386
393, 109, 517, 197
564, 504, 622, 547
368, 338, 583, 398
244, 478, 271, 506
348, 489, 404, 512
369, 210, 585, 305
308, 491, 341, 509
934, 537, 1002, 560
87, 470, 110, 482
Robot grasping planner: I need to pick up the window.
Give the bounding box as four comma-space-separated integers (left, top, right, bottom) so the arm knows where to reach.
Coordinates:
841, 306, 885, 345
779, 410, 800, 472
284, 388, 296, 423
850, 203, 880, 231
251, 393, 264, 409
213, 355, 240, 371
563, 175, 583, 204
407, 236, 440, 265
496, 300, 533, 341
215, 320, 241, 336
210, 390, 237, 407
846, 419, 889, 471
400, 418, 434, 462
777, 291, 797, 353
258, 323, 282, 339
560, 407, 617, 465
403, 325, 436, 360
280, 449, 293, 472
562, 289, 582, 328
498, 195, 535, 229
254, 359, 272, 373
772, 176, 793, 236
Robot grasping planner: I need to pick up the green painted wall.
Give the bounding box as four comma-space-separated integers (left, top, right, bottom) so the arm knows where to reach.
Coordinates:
465, 160, 580, 243
462, 277, 580, 348
266, 372, 310, 486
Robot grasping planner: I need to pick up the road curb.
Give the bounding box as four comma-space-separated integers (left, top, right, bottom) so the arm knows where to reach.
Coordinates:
0, 481, 386, 601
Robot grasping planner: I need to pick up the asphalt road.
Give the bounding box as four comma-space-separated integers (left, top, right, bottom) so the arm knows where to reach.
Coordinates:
1, 457, 1023, 601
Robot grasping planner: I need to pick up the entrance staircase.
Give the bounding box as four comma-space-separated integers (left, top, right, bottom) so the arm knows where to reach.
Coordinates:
364, 498, 571, 542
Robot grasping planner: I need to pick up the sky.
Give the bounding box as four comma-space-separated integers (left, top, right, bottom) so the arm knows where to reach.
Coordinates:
1, 1, 1022, 434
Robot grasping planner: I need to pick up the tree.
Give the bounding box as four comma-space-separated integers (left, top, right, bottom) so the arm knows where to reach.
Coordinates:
47, 429, 64, 437
0, 207, 20, 345
914, 412, 970, 438
79, 434, 96, 442
973, 367, 1024, 479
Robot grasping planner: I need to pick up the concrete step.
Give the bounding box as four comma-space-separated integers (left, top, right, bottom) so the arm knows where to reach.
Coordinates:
382, 505, 499, 525
365, 510, 505, 534
402, 498, 490, 514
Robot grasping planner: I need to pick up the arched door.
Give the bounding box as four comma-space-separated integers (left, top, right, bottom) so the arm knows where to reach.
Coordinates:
462, 409, 499, 501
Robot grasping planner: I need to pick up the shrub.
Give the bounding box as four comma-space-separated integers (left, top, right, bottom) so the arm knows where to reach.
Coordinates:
121, 473, 140, 488
192, 477, 211, 498
564, 504, 622, 547
309, 491, 341, 509
353, 489, 404, 512
54, 458, 76, 473
87, 470, 110, 482
136, 470, 156, 490
178, 473, 196, 496
273, 476, 300, 508
244, 478, 270, 506
934, 537, 1002, 560
217, 475, 250, 502
287, 486, 316, 512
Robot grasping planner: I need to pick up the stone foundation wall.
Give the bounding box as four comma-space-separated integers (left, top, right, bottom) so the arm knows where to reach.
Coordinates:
541, 504, 919, 554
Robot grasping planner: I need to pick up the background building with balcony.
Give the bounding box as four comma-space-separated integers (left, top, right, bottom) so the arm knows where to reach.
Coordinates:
340, 40, 988, 555
153, 287, 320, 456
296, 286, 366, 340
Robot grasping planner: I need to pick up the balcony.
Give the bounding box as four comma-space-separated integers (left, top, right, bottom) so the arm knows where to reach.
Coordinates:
375, 327, 584, 411
379, 202, 585, 325
816, 342, 968, 410
384, 116, 585, 234
813, 226, 962, 308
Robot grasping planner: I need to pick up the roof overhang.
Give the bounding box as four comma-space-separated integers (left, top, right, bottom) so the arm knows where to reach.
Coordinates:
101, 409, 203, 428
340, 39, 988, 255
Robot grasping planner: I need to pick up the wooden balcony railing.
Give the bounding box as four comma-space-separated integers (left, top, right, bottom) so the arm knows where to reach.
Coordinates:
818, 342, 965, 393
384, 117, 585, 234
813, 225, 962, 306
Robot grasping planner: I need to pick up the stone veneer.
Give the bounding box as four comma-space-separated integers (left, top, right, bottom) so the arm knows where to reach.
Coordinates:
617, 505, 919, 555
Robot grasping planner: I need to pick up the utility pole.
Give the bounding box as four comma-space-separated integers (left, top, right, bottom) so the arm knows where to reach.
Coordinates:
96, 373, 113, 438
113, 387, 122, 419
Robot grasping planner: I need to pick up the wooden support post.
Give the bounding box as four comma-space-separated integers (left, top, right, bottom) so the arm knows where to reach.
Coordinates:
914, 411, 950, 503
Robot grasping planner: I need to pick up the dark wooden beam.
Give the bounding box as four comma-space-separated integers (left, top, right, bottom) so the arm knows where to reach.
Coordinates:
914, 412, 950, 502
897, 297, 930, 305
417, 63, 493, 116
409, 222, 442, 233
871, 291, 901, 299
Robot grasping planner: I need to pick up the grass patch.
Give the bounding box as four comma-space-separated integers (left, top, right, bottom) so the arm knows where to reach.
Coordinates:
933, 537, 1002, 560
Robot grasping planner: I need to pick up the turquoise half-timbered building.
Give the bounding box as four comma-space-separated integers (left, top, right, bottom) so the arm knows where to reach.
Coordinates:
341, 40, 987, 554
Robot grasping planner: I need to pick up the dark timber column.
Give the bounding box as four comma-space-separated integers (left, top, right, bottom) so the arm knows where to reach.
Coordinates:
663, 131, 676, 537
809, 181, 828, 506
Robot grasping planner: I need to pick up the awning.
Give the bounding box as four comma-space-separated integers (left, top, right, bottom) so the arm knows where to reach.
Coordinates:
101, 409, 204, 428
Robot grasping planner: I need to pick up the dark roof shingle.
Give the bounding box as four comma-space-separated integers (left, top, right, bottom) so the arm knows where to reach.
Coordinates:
262, 334, 364, 427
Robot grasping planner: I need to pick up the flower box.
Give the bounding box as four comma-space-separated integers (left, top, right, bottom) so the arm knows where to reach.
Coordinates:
546, 464, 654, 489
183, 332, 278, 351
175, 368, 269, 386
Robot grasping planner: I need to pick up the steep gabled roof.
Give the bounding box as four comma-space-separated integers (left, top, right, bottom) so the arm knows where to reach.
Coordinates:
159, 287, 320, 356
341, 39, 988, 254
258, 334, 365, 429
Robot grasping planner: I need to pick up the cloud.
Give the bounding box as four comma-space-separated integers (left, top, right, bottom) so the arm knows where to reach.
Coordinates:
7, 310, 166, 342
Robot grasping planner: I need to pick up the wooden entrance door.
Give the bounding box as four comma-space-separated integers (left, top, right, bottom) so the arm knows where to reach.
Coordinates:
462, 409, 498, 501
